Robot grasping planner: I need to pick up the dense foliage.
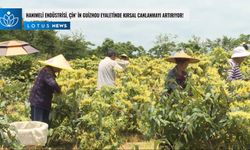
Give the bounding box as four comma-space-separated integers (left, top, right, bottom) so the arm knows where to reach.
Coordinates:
0, 32, 250, 149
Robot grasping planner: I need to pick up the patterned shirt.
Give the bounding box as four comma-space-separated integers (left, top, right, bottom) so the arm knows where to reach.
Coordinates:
227, 59, 243, 81
165, 66, 187, 93
29, 67, 61, 110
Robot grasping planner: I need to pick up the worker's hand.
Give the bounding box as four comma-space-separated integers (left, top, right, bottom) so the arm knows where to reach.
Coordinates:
56, 86, 62, 94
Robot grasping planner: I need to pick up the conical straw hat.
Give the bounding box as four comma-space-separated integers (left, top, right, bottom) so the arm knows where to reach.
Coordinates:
166, 50, 200, 63
120, 54, 128, 58
39, 54, 73, 70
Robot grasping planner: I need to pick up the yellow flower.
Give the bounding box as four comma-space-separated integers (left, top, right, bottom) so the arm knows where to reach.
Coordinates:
229, 111, 250, 120
122, 100, 133, 109
0, 80, 5, 88
80, 98, 93, 107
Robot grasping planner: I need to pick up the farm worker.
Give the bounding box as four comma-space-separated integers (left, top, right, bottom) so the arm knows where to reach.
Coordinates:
165, 50, 200, 94
29, 54, 72, 125
227, 45, 250, 81
116, 53, 130, 69
97, 50, 123, 89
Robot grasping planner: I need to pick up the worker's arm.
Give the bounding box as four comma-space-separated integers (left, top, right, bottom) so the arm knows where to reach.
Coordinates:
227, 68, 234, 81
113, 61, 123, 70
44, 73, 61, 93
117, 60, 130, 69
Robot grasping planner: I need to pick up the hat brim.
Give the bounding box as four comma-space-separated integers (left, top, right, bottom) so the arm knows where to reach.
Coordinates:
120, 54, 128, 58
231, 52, 250, 58
39, 61, 73, 70
166, 57, 200, 63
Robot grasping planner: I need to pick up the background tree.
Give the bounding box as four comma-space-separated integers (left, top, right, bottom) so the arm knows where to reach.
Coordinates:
0, 30, 36, 43
205, 36, 236, 52
148, 34, 177, 57
0, 31, 249, 58
205, 34, 250, 52
94, 38, 146, 57
178, 36, 208, 54
32, 31, 60, 57
58, 33, 93, 60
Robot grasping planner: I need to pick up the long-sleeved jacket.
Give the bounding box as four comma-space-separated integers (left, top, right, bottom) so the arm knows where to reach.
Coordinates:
29, 66, 61, 110
165, 66, 187, 93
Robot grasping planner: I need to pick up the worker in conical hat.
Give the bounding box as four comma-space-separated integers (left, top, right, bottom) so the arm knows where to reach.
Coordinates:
165, 50, 200, 94
29, 54, 72, 125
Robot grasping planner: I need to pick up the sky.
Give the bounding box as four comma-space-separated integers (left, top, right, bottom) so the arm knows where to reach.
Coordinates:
1, 0, 250, 50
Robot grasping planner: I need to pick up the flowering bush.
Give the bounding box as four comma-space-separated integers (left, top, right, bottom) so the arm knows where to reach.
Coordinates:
0, 47, 250, 148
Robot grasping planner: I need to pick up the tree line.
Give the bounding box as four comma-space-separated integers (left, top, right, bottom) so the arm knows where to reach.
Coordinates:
0, 30, 249, 59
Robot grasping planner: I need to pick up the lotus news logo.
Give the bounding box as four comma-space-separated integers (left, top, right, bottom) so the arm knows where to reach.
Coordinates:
0, 8, 22, 30
0, 11, 19, 27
